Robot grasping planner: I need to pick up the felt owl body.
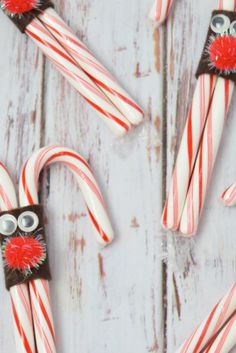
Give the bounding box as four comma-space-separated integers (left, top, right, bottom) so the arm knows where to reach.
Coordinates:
0, 205, 50, 290
197, 10, 236, 81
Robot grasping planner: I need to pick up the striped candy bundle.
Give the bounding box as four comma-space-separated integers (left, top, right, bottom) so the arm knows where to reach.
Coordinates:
162, 0, 236, 236
149, 0, 174, 26
0, 145, 114, 353
0, 0, 144, 136
175, 283, 236, 353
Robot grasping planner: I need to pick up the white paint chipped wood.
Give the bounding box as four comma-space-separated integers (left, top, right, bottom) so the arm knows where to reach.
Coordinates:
0, 0, 236, 352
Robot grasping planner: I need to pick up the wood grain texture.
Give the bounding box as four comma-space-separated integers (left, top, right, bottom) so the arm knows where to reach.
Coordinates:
0, 0, 235, 352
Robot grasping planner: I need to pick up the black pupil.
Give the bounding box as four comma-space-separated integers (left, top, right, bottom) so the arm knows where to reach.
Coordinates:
213, 16, 224, 29
22, 215, 34, 228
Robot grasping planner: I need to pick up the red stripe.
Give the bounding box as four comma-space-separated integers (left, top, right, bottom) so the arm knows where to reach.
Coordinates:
86, 74, 144, 116
187, 108, 193, 173
87, 207, 109, 242
198, 142, 203, 215
192, 303, 219, 353
22, 163, 34, 205
31, 281, 56, 345
11, 297, 33, 353
45, 150, 91, 170
162, 198, 168, 227
82, 95, 130, 131
26, 29, 76, 67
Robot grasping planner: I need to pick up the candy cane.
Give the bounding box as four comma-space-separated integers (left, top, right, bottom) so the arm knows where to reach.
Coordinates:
0, 163, 36, 353
205, 311, 236, 353
175, 283, 236, 353
179, 79, 234, 236
38, 8, 144, 126
162, 74, 217, 231
25, 19, 131, 137
18, 145, 114, 353
149, 0, 174, 25
221, 183, 236, 207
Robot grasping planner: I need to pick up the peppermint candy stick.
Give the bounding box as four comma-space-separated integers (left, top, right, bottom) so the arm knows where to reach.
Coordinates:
180, 78, 234, 236
205, 310, 236, 353
0, 163, 36, 353
149, 0, 174, 25
26, 19, 131, 137
19, 145, 114, 353
162, 75, 217, 231
39, 8, 144, 126
221, 183, 236, 207
175, 283, 236, 353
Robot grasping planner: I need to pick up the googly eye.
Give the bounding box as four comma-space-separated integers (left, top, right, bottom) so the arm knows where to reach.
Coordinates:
0, 214, 17, 236
18, 211, 39, 233
211, 14, 230, 34
230, 21, 236, 37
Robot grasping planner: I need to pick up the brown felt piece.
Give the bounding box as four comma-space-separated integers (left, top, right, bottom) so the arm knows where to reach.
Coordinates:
0, 205, 51, 290
196, 10, 236, 82
2, 1, 54, 33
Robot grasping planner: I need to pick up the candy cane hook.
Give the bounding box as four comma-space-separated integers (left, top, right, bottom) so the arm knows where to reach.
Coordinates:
0, 163, 36, 353
18, 145, 114, 353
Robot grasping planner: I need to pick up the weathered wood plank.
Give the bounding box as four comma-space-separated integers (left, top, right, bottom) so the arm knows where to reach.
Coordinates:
1, 0, 236, 352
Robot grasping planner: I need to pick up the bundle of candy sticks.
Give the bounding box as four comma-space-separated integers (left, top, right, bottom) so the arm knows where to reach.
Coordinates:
0, 0, 144, 136
176, 283, 236, 353
0, 145, 114, 353
149, 0, 174, 26
162, 0, 236, 236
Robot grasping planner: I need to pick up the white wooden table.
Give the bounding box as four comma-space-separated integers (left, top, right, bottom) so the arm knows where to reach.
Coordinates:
0, 0, 236, 352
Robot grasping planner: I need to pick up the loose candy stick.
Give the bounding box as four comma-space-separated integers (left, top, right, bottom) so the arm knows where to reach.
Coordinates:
175, 283, 236, 353
149, 0, 174, 25
0, 163, 36, 353
19, 145, 114, 353
179, 78, 234, 235
221, 183, 236, 207
26, 19, 130, 137
205, 311, 236, 353
162, 74, 217, 231
39, 8, 144, 126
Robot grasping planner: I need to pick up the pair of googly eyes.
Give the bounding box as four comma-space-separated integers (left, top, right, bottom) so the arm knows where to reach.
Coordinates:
0, 211, 39, 236
211, 14, 236, 36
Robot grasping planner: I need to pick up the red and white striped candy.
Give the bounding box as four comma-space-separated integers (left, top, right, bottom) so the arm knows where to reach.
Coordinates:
26, 19, 131, 137
175, 283, 236, 353
162, 75, 217, 231
221, 183, 236, 207
0, 163, 36, 353
19, 145, 114, 353
39, 8, 144, 126
179, 78, 234, 236
205, 0, 236, 220
205, 310, 236, 353
149, 0, 174, 25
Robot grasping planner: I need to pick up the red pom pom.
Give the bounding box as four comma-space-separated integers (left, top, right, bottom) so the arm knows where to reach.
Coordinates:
1, 0, 38, 14
3, 236, 46, 271
209, 35, 236, 72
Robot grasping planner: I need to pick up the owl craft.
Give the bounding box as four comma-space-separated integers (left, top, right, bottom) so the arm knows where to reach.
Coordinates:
0, 145, 114, 353
0, 205, 50, 290
0, 0, 143, 136
196, 10, 236, 80
162, 0, 236, 236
